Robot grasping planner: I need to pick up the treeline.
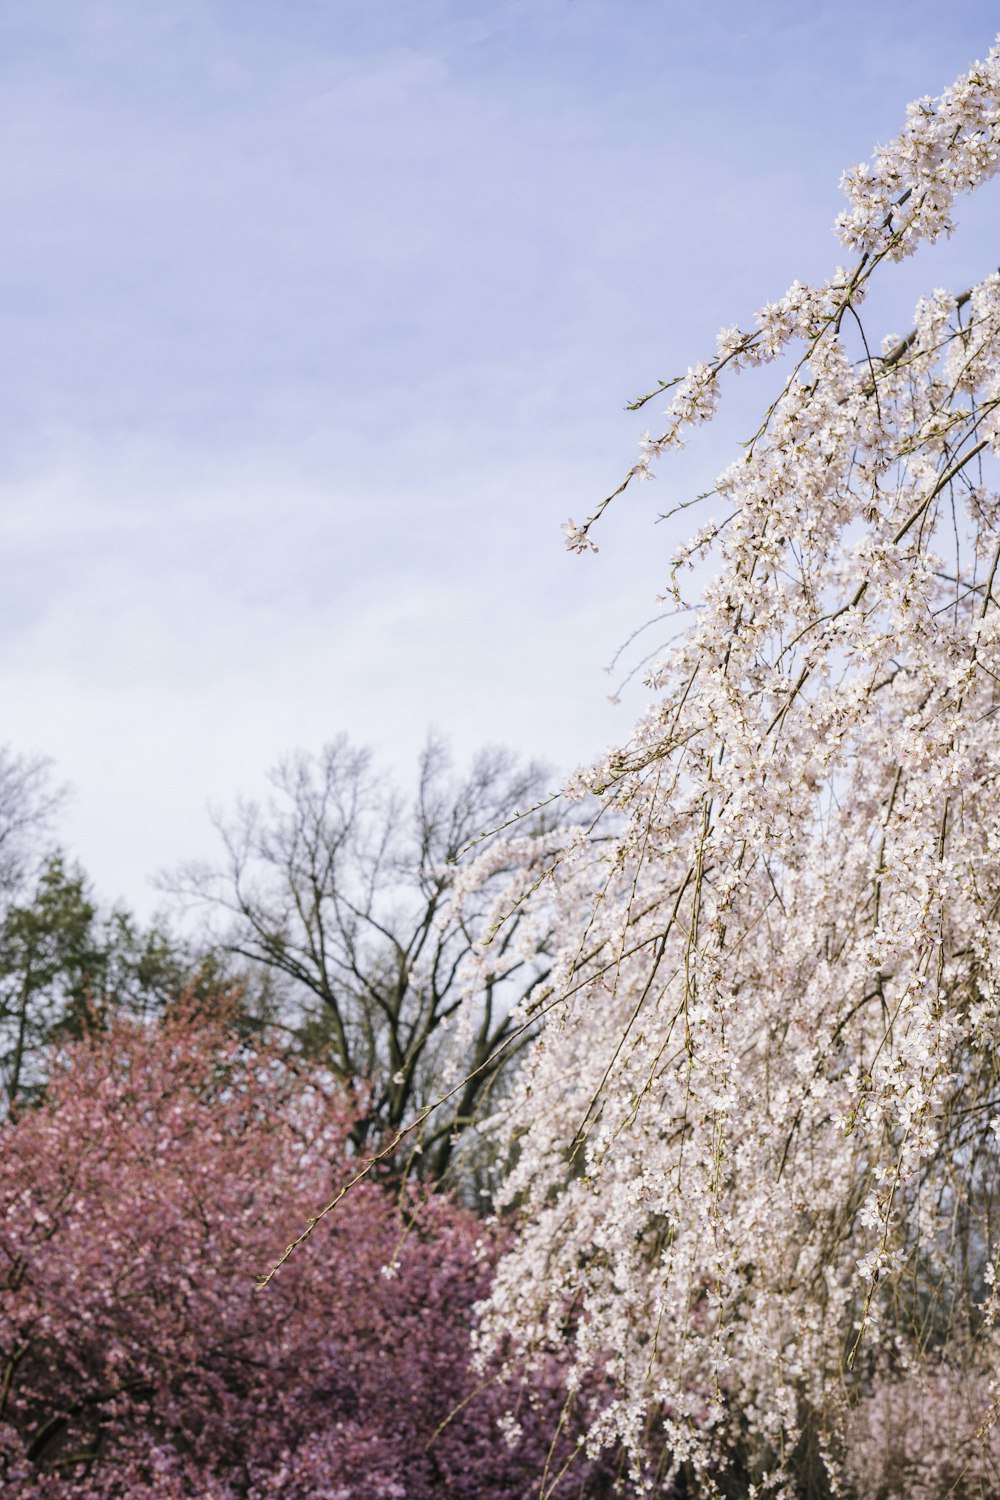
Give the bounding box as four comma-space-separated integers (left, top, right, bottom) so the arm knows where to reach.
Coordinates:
0, 737, 559, 1172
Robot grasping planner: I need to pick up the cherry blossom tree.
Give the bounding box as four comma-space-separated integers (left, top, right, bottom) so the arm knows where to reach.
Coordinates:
462, 35, 1000, 1498
0, 1001, 617, 1497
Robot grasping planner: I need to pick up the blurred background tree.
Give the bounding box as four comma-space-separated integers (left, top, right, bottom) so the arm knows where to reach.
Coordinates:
166, 735, 565, 1182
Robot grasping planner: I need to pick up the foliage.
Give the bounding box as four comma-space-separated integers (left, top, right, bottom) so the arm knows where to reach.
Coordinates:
168, 736, 564, 1180
0, 744, 246, 1108
0, 855, 102, 1106
0, 1001, 617, 1499
0, 852, 232, 1109
468, 35, 1000, 1497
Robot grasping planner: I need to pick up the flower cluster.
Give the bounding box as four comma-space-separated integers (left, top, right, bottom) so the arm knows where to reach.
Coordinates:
491, 35, 1000, 1496
0, 1002, 615, 1497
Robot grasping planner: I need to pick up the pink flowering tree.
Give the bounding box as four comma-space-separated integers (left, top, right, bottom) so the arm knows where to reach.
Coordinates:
462, 33, 1000, 1499
0, 1000, 617, 1498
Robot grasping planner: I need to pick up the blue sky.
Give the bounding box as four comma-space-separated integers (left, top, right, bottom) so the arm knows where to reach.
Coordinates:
2, 0, 999, 914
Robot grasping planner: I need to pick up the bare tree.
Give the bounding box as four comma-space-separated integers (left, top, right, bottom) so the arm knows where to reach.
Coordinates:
0, 748, 63, 898
167, 736, 562, 1180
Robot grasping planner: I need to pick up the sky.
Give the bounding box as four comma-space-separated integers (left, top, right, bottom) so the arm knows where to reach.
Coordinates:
2, 0, 999, 917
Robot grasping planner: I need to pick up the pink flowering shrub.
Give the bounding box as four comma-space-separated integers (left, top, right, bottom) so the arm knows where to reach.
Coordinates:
840, 1357, 1000, 1500
0, 1001, 615, 1498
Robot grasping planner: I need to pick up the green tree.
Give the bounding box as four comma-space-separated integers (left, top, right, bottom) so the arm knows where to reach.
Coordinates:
0, 855, 235, 1108
0, 744, 255, 1109
0, 856, 100, 1105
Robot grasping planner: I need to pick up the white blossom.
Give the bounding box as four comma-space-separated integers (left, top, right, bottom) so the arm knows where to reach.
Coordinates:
470, 35, 1000, 1491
